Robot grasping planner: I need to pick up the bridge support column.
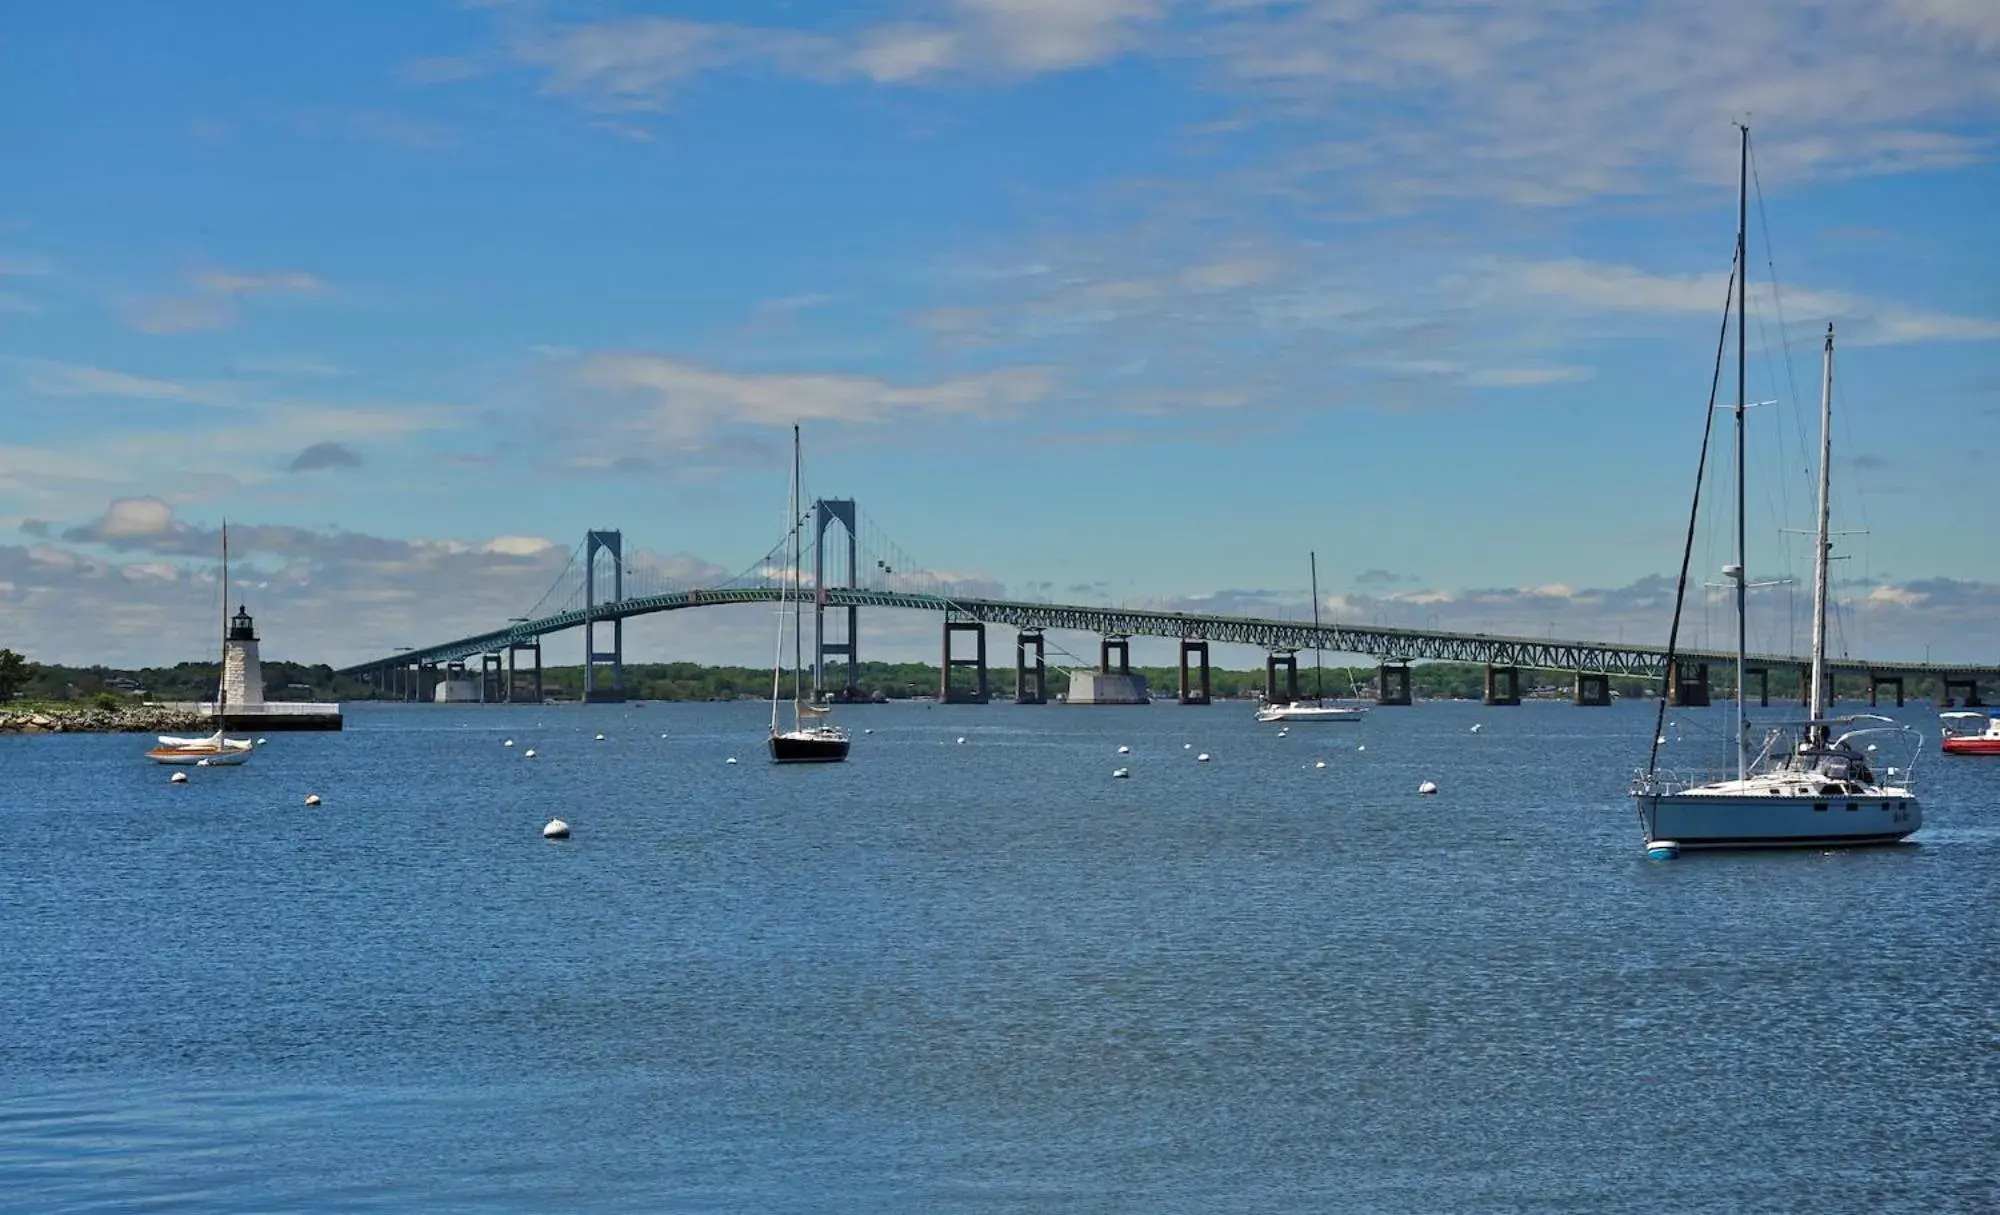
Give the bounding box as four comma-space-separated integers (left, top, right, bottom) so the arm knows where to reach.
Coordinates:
1265, 650, 1299, 705
1377, 662, 1412, 706
812, 499, 862, 704
1667, 659, 1710, 707
583, 529, 625, 703
481, 653, 503, 703
1178, 639, 1211, 705
507, 640, 542, 704
941, 621, 989, 704
1573, 671, 1611, 707
1101, 636, 1131, 676
1483, 664, 1521, 706
1941, 676, 1983, 708
419, 661, 440, 703
1869, 673, 1904, 708
1015, 630, 1046, 705
1744, 666, 1769, 707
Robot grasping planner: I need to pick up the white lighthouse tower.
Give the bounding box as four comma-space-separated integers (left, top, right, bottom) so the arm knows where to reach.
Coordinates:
220, 604, 265, 708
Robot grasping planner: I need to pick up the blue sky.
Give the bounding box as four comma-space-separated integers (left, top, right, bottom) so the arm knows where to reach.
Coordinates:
3, 0, 1997, 669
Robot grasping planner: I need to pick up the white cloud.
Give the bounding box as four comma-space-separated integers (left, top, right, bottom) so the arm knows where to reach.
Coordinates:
119, 266, 326, 335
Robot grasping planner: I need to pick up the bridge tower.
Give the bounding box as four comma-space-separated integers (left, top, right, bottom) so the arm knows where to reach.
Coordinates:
812, 499, 861, 703
583, 529, 625, 702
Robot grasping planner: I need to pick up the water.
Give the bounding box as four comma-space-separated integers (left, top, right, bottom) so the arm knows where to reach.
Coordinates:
3, 700, 1994, 1212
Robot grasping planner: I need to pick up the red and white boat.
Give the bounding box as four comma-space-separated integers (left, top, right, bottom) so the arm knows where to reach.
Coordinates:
1940, 712, 2000, 755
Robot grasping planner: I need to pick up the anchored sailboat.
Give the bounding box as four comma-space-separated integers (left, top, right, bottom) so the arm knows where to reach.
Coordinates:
148, 523, 253, 765
1257, 551, 1366, 723
769, 426, 851, 764
1631, 127, 1919, 850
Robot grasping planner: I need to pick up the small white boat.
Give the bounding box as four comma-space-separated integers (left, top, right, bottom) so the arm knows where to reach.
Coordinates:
156, 734, 253, 751
146, 732, 252, 766
1256, 702, 1368, 724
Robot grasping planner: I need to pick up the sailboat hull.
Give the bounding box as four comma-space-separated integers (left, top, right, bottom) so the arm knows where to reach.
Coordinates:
769, 733, 850, 764
146, 746, 252, 766
1635, 792, 1919, 849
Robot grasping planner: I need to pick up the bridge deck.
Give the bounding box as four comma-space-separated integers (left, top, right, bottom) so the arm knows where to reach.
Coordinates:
337, 587, 1993, 683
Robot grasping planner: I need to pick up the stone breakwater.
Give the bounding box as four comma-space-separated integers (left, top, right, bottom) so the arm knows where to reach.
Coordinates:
1, 707, 209, 735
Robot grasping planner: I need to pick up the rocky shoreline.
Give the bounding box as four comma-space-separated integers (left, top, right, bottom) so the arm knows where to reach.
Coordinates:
0, 707, 210, 735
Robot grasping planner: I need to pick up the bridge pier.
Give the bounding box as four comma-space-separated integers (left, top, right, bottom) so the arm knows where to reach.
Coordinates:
941, 621, 989, 704
507, 640, 542, 704
813, 499, 861, 703
1870, 673, 1904, 708
419, 661, 440, 703
1178, 639, 1211, 705
1265, 650, 1299, 705
481, 653, 503, 703
1668, 659, 1710, 707
1377, 662, 1412, 706
1743, 666, 1769, 707
1015, 630, 1047, 705
1941, 676, 1984, 708
583, 529, 625, 703
1101, 635, 1131, 677
1573, 671, 1611, 707
1483, 664, 1521, 706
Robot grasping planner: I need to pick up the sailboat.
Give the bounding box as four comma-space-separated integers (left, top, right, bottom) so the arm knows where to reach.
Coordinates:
148, 523, 253, 765
769, 426, 851, 764
1257, 551, 1367, 723
1631, 127, 1918, 850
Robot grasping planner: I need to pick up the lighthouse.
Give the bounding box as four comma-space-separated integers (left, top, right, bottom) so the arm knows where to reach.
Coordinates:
221, 604, 265, 708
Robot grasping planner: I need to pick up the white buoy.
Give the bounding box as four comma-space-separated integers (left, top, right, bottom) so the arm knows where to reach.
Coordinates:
957, 736, 966, 744
504, 739, 515, 747
1418, 780, 1438, 795
1277, 729, 1288, 737
543, 818, 570, 840
255, 737, 267, 745
1197, 753, 1211, 762
1471, 724, 1482, 733
595, 733, 606, 741
1357, 745, 1366, 752
864, 728, 874, 734
661, 733, 668, 738
1315, 761, 1327, 769
523, 748, 537, 758
1867, 744, 1878, 752
196, 758, 211, 766
1184, 743, 1192, 750
725, 757, 738, 764
1113, 767, 1129, 778
1646, 839, 1680, 860
1117, 745, 1130, 755
1656, 736, 1667, 746
169, 771, 188, 784
304, 793, 322, 807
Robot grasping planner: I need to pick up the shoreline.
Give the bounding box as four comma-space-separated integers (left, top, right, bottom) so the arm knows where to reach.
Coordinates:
1, 707, 210, 735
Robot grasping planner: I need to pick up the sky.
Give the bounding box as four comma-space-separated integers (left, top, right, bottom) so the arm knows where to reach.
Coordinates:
2, 0, 1997, 672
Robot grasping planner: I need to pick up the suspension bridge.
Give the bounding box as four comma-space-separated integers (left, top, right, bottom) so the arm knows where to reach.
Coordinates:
335, 500, 1996, 709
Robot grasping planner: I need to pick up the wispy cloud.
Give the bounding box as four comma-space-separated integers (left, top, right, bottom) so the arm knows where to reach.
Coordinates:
120, 266, 327, 335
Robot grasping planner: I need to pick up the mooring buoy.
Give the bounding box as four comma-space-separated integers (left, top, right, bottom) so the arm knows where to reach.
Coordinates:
1418, 780, 1439, 795
543, 818, 570, 840
304, 793, 322, 807
170, 771, 188, 784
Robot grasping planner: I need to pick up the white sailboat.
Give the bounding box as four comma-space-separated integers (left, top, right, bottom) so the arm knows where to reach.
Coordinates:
768, 425, 850, 764
148, 523, 253, 765
1631, 127, 1918, 850
1257, 551, 1367, 723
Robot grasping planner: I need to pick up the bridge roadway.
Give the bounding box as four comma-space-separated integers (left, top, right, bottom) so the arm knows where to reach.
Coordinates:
337, 586, 1993, 685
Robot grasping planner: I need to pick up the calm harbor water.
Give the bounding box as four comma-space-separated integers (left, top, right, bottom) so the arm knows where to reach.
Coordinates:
3, 699, 1995, 1212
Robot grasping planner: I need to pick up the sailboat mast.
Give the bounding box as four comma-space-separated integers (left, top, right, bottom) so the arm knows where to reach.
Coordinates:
1732, 123, 1750, 782
219, 520, 229, 719
1808, 324, 1835, 732
1310, 551, 1323, 704
791, 424, 805, 724
771, 440, 793, 734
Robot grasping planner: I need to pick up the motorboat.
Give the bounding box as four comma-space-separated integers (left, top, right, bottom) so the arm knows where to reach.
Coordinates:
1256, 702, 1367, 723
1940, 712, 2000, 755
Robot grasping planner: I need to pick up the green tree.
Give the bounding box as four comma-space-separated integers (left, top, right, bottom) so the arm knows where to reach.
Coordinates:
0, 649, 28, 702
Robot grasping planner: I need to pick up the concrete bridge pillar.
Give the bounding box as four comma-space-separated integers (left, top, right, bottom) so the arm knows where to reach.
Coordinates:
812, 498, 861, 703
1744, 666, 1769, 707
1377, 662, 1413, 706
1667, 659, 1710, 707
941, 621, 989, 704
1573, 671, 1611, 707
1178, 639, 1211, 706
418, 661, 440, 703
1483, 664, 1522, 706
1015, 630, 1047, 705
1941, 676, 1984, 708
1869, 673, 1904, 708
1100, 635, 1131, 676
1265, 650, 1299, 705
507, 640, 542, 704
